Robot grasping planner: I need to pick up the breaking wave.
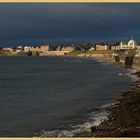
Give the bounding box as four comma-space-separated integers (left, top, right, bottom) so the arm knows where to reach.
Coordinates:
38, 105, 111, 137
64, 59, 82, 63
95, 59, 104, 63
118, 69, 139, 82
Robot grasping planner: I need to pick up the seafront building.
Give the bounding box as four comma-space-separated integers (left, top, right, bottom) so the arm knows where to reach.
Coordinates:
24, 46, 30, 52
1, 37, 140, 56
95, 44, 108, 50
2, 47, 14, 52
40, 45, 51, 52
89, 47, 95, 51
61, 46, 75, 51
57, 46, 61, 51
114, 38, 140, 56
116, 39, 136, 50
16, 46, 23, 53
30, 46, 41, 52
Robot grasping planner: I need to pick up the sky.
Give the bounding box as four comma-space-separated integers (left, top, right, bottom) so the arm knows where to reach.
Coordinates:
0, 3, 140, 47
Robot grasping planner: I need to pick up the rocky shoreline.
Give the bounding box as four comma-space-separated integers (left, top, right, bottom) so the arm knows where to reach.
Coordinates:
75, 70, 140, 137
36, 56, 140, 137
62, 55, 140, 137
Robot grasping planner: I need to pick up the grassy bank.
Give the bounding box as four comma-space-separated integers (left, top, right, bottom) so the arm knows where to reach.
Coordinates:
68, 50, 114, 56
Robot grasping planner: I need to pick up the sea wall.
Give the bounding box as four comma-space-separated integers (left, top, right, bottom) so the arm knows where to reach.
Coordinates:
117, 55, 140, 70
39, 51, 70, 56
132, 57, 140, 70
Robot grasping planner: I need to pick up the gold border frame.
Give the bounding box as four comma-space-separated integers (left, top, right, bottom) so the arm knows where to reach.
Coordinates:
0, 0, 140, 2
0, 138, 140, 139
0, 1, 140, 140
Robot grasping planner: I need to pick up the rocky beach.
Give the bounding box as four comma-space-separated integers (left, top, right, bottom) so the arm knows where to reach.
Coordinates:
37, 56, 140, 138
75, 61, 140, 137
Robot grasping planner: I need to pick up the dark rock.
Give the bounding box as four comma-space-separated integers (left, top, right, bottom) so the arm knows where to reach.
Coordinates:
84, 127, 97, 133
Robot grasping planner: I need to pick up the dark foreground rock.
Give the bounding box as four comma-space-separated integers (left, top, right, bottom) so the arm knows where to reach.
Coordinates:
76, 71, 140, 137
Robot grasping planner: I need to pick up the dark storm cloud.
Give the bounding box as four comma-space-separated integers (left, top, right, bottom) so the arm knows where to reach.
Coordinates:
0, 3, 140, 46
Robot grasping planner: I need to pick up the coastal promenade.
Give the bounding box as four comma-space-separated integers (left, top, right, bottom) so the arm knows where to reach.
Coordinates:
133, 57, 140, 70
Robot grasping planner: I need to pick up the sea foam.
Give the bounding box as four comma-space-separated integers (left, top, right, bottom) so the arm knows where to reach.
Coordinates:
39, 106, 109, 137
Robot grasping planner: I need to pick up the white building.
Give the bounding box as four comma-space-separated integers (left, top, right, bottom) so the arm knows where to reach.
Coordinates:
24, 46, 31, 52
111, 46, 116, 50
89, 47, 95, 51
16, 46, 23, 53
57, 46, 61, 51
2, 48, 13, 52
116, 39, 136, 50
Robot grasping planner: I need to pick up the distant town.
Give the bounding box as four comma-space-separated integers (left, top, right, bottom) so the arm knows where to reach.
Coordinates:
0, 38, 140, 57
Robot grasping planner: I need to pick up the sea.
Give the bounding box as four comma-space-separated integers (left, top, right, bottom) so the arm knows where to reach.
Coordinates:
0, 56, 138, 137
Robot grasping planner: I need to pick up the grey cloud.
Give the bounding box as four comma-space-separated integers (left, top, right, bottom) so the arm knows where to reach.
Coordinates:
0, 3, 140, 46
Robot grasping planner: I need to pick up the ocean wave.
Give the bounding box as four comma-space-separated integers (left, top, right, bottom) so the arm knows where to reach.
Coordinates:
64, 59, 82, 63
94, 59, 110, 66
118, 69, 139, 82
38, 106, 109, 137
95, 59, 104, 63
127, 74, 139, 82
100, 62, 110, 66
100, 102, 119, 109
72, 60, 82, 63
118, 73, 123, 76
